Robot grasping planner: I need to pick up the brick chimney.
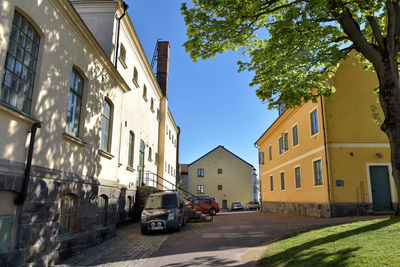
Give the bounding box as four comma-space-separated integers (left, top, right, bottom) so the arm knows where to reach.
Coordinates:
156, 41, 170, 98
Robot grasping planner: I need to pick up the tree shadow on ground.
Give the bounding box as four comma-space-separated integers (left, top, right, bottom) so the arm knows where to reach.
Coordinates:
163, 256, 238, 267
258, 218, 399, 266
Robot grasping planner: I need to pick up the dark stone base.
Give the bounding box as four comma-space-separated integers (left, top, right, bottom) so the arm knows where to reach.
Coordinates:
331, 203, 373, 217
262, 201, 330, 218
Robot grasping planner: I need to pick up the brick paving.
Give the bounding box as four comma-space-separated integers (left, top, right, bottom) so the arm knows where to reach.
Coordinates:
57, 223, 168, 267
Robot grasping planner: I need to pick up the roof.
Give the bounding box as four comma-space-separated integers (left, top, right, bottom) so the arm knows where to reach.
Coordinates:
188, 145, 254, 168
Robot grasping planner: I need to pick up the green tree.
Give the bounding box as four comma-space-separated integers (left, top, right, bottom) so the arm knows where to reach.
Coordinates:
182, 0, 400, 214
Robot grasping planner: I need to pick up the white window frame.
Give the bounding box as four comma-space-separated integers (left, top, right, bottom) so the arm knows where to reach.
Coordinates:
292, 123, 299, 148
312, 157, 324, 187
294, 165, 302, 189
309, 108, 320, 137
280, 171, 285, 191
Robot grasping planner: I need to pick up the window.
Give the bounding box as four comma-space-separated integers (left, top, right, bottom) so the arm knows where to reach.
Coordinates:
150, 97, 154, 112
97, 195, 108, 227
59, 194, 76, 237
295, 166, 301, 188
313, 159, 323, 186
128, 131, 134, 167
119, 43, 126, 63
0, 191, 17, 253
148, 147, 152, 161
280, 172, 285, 190
259, 151, 265, 165
270, 176, 274, 191
125, 196, 132, 215
278, 103, 286, 116
66, 69, 83, 137
218, 168, 222, 174
1, 11, 40, 113
143, 84, 147, 100
218, 185, 222, 190
279, 133, 288, 154
197, 168, 204, 177
269, 146, 272, 161
0, 215, 13, 253
310, 109, 319, 135
165, 161, 167, 172
197, 185, 204, 194
292, 125, 299, 146
101, 99, 112, 152
155, 152, 159, 165
133, 67, 138, 85
169, 129, 171, 139
166, 125, 168, 135
168, 164, 170, 174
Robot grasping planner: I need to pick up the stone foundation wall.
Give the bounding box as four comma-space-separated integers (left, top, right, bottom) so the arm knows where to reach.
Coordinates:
0, 159, 137, 266
262, 201, 330, 218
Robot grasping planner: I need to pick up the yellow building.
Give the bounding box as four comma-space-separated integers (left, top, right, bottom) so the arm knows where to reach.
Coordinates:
188, 146, 255, 210
255, 52, 398, 217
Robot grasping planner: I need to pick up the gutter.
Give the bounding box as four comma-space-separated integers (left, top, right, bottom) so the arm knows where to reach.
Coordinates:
114, 1, 129, 68
15, 122, 41, 205
320, 95, 332, 217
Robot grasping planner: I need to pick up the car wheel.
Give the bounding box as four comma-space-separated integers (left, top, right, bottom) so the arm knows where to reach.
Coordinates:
141, 227, 148, 235
209, 208, 217, 216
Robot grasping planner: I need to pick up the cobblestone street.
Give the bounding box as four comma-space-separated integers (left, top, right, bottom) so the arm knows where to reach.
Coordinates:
57, 223, 168, 267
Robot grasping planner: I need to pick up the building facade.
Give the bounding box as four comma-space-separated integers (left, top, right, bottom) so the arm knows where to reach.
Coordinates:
0, 0, 179, 265
256, 52, 398, 218
187, 146, 255, 210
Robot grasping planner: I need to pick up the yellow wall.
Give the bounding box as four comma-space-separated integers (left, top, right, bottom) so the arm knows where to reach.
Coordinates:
189, 146, 253, 208
257, 101, 329, 204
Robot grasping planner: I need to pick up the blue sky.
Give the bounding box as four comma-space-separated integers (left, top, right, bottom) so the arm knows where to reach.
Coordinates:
129, 1, 277, 173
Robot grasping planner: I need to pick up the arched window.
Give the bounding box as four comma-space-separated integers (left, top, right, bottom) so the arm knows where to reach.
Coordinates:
101, 98, 113, 152
59, 194, 77, 237
66, 68, 83, 136
97, 195, 108, 227
133, 67, 138, 84
125, 196, 132, 216
1, 11, 40, 113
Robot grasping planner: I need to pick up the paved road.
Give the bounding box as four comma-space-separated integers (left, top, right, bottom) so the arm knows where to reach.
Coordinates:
59, 211, 383, 266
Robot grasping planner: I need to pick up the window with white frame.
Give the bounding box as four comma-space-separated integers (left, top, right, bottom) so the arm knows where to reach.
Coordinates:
269, 145, 272, 161
59, 194, 77, 237
270, 175, 273, 191
280, 172, 285, 190
292, 125, 299, 146
66, 69, 83, 137
101, 99, 113, 152
295, 166, 301, 188
1, 11, 40, 113
197, 185, 204, 194
279, 133, 288, 154
197, 168, 204, 177
313, 159, 323, 186
310, 109, 319, 135
259, 151, 265, 165
128, 131, 134, 167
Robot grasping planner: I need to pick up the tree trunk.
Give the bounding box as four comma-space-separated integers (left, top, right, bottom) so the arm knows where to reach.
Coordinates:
377, 65, 400, 216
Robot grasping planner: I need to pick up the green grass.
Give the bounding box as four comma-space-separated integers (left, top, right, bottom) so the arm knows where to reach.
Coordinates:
258, 217, 400, 266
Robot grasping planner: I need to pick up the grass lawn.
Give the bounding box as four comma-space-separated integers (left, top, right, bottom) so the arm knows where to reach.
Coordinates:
258, 217, 400, 266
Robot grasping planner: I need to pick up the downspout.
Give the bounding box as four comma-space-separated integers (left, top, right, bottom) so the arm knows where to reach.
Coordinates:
15, 122, 41, 205
320, 95, 332, 217
114, 1, 129, 68
254, 144, 262, 210
176, 127, 180, 191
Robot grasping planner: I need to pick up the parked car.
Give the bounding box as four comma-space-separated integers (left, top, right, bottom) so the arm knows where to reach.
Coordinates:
231, 201, 244, 211
140, 191, 185, 234
246, 201, 261, 210
186, 197, 220, 216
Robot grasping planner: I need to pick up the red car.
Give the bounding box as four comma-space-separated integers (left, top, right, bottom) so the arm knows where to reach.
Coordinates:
186, 197, 220, 216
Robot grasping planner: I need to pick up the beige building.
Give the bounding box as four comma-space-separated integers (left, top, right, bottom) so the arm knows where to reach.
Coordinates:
0, 0, 179, 265
188, 146, 255, 210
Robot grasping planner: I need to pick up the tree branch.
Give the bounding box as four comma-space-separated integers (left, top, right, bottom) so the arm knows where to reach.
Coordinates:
366, 15, 385, 49
387, 0, 396, 52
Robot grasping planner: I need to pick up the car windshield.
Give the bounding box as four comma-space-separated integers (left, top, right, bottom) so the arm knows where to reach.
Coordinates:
144, 194, 177, 209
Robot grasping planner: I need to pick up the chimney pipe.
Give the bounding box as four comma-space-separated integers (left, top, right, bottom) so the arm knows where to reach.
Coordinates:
156, 41, 170, 98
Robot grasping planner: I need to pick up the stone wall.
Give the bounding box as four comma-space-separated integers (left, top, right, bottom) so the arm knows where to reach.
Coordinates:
262, 201, 330, 218
0, 159, 137, 266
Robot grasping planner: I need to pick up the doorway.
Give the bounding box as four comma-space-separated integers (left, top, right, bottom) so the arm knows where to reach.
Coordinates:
369, 166, 392, 211
222, 200, 227, 209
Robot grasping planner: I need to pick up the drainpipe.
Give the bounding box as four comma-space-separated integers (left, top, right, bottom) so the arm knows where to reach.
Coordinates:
15, 122, 41, 205
114, 1, 129, 68
254, 144, 262, 210
320, 95, 332, 217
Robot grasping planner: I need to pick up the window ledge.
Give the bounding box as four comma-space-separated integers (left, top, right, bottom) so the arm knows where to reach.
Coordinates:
126, 166, 135, 172
98, 149, 114, 159
119, 57, 128, 69
63, 132, 88, 146
0, 101, 42, 126
142, 95, 148, 102
132, 79, 139, 88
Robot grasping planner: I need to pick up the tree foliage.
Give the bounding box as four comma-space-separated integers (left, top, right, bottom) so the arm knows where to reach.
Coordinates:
181, 0, 390, 109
